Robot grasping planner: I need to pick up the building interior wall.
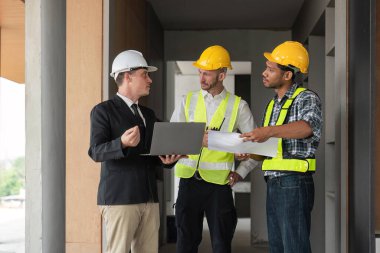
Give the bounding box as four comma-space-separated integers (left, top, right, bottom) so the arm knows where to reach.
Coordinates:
0, 0, 25, 84
107, 0, 164, 116
0, 26, 24, 83
66, 0, 166, 251
348, 0, 376, 251
66, 0, 103, 252
107, 0, 147, 97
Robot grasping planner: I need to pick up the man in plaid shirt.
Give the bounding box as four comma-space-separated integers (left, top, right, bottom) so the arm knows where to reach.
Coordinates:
241, 41, 322, 253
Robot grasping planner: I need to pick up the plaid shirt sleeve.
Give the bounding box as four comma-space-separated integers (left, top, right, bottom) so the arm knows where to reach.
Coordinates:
294, 90, 323, 143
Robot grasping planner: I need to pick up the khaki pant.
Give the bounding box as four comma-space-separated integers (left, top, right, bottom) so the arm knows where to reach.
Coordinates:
99, 203, 160, 253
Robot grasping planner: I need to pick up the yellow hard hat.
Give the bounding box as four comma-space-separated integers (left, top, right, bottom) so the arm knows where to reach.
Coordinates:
193, 45, 233, 70
264, 41, 309, 73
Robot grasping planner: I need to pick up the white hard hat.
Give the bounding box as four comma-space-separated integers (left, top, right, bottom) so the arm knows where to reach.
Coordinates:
110, 50, 157, 80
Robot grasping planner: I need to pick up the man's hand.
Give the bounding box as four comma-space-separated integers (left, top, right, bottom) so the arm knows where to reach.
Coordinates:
159, 154, 188, 165
235, 153, 250, 161
121, 126, 140, 148
228, 171, 242, 187
240, 127, 272, 143
202, 130, 209, 148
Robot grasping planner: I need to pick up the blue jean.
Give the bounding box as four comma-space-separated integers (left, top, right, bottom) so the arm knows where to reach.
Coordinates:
266, 174, 314, 253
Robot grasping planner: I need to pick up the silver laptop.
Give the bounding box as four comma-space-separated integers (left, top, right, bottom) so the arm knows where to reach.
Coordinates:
144, 122, 206, 155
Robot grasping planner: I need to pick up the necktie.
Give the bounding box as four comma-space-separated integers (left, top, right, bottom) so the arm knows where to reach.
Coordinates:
131, 104, 146, 147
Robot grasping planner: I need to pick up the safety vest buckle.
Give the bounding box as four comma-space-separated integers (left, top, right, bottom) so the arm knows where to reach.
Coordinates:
193, 171, 203, 180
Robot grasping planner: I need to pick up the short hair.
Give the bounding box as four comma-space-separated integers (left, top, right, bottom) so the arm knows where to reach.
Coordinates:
218, 67, 227, 74
115, 72, 126, 87
277, 64, 298, 82
114, 67, 148, 87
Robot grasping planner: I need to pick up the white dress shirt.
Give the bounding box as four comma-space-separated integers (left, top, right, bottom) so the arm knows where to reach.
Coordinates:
170, 88, 259, 179
117, 92, 146, 126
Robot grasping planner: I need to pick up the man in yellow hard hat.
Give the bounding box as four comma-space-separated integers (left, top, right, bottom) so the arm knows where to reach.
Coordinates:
241, 41, 323, 253
167, 45, 259, 253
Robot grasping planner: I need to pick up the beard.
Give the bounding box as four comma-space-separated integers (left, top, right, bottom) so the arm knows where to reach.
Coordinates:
267, 82, 283, 89
263, 77, 284, 89
201, 78, 218, 91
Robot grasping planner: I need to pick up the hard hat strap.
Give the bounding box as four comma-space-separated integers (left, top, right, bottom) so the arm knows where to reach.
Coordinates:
287, 64, 300, 74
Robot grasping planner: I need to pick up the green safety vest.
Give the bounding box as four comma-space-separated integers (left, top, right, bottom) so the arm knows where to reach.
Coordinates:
262, 87, 316, 172
175, 90, 241, 185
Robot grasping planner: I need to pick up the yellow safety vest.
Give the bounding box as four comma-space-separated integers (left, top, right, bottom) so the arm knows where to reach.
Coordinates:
262, 87, 316, 172
175, 90, 241, 185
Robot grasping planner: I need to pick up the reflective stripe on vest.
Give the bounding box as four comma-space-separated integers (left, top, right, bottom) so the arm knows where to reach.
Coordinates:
262, 87, 316, 172
175, 90, 241, 185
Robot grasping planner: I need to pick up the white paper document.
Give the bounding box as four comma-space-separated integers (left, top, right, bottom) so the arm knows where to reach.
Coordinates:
208, 131, 279, 157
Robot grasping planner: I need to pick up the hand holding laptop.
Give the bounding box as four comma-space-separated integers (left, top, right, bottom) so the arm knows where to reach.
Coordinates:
159, 154, 188, 165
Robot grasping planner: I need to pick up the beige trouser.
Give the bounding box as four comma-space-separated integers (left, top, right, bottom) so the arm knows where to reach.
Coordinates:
99, 203, 160, 253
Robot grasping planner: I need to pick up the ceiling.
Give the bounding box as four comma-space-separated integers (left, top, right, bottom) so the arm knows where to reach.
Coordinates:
147, 0, 305, 30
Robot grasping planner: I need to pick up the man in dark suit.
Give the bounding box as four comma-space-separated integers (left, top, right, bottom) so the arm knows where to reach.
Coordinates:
88, 50, 178, 253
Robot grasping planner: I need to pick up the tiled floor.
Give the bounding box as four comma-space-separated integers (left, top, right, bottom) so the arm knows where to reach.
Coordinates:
159, 218, 269, 253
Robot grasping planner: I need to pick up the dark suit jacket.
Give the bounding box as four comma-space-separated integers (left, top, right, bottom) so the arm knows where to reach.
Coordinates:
88, 95, 161, 205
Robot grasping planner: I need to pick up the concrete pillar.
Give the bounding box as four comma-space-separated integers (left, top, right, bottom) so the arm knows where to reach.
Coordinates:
25, 0, 66, 252
308, 35, 326, 253
335, 0, 348, 252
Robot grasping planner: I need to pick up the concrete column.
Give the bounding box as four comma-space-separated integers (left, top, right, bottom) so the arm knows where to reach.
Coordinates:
308, 35, 326, 253
25, 0, 66, 252
335, 0, 348, 252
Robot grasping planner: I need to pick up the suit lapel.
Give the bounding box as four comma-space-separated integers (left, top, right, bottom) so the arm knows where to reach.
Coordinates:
113, 95, 154, 149
112, 95, 138, 125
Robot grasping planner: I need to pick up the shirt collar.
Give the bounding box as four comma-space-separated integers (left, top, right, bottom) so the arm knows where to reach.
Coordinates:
274, 83, 299, 103
116, 92, 138, 108
201, 88, 227, 99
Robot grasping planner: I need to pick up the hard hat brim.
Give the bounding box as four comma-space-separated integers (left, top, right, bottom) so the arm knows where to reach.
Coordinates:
192, 61, 233, 70
110, 65, 158, 78
263, 52, 276, 63
146, 66, 158, 72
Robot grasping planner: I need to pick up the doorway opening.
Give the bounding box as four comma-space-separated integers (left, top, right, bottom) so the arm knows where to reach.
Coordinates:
163, 60, 256, 252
